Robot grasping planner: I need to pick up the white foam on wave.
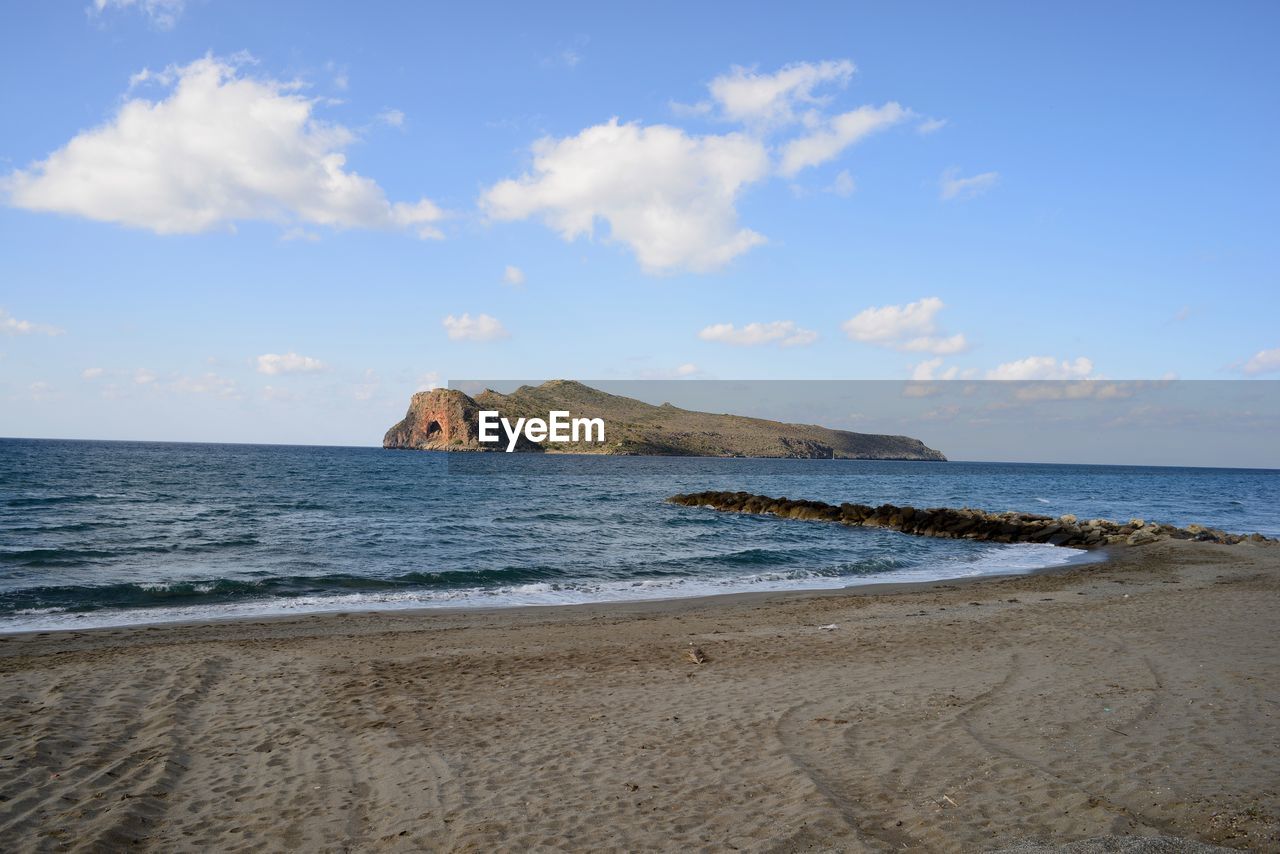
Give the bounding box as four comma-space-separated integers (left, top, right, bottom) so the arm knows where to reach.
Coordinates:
1, 542, 1098, 633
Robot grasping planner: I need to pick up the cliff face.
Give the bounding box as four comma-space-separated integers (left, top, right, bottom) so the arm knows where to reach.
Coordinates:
381, 388, 542, 452
384, 380, 946, 460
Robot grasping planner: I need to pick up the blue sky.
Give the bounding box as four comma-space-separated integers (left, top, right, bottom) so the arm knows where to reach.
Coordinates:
1, 1, 1278, 445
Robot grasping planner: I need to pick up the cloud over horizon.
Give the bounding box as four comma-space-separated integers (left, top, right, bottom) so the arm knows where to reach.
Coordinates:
442, 313, 509, 341
986, 356, 1095, 381
1, 308, 64, 336
256, 352, 327, 375
698, 320, 818, 347
1239, 347, 1280, 376
843, 297, 968, 355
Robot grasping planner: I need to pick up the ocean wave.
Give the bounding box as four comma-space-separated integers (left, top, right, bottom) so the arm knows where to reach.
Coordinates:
0, 536, 263, 567
0, 542, 1096, 632
6, 494, 105, 508
0, 547, 120, 566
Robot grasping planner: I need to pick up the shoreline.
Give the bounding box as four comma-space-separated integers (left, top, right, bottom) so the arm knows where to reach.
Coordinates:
0, 544, 1103, 639
2, 540, 1277, 851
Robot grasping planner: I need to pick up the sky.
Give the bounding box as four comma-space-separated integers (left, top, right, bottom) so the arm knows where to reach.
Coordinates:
1, 1, 1278, 448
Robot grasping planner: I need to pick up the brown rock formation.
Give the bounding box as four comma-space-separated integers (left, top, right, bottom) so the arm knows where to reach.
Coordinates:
668, 491, 1274, 548
382, 388, 541, 452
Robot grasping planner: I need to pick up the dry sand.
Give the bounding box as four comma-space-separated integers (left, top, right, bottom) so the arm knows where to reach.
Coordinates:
1, 540, 1277, 852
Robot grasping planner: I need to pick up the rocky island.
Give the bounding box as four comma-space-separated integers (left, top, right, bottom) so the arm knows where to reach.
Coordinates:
383, 380, 946, 460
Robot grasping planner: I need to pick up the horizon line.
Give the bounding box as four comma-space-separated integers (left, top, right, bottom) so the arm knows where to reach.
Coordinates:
1, 435, 1277, 472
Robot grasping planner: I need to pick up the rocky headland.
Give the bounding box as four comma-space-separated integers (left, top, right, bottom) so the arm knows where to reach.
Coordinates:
383, 380, 946, 460
668, 490, 1274, 548
381, 387, 541, 452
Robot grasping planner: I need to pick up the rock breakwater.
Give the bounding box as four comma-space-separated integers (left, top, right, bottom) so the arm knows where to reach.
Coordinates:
668, 491, 1273, 548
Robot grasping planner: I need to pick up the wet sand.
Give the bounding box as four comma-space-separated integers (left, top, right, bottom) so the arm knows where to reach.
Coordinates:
1, 539, 1277, 852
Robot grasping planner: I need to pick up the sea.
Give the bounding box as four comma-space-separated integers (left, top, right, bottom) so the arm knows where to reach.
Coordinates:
2, 438, 1277, 632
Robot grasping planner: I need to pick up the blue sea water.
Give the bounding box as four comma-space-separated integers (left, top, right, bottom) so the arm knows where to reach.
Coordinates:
1, 439, 1277, 632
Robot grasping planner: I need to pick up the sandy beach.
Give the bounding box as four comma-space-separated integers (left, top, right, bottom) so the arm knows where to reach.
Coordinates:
1, 539, 1277, 852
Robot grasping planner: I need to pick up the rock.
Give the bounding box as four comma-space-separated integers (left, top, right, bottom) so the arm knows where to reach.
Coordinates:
1127, 529, 1158, 546
666, 491, 1274, 551
382, 388, 542, 452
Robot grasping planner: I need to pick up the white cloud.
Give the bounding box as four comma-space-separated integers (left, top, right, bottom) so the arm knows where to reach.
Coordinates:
902, 382, 941, 398
669, 100, 712, 119
4, 55, 445, 239
921, 404, 961, 422
829, 170, 856, 197
0, 308, 64, 336
985, 356, 1095, 381
675, 363, 699, 377
698, 320, 818, 347
90, 0, 185, 29
81, 367, 105, 380
503, 265, 526, 286
541, 37, 589, 70
170, 372, 237, 397
442, 313, 509, 341
256, 352, 327, 375
416, 371, 443, 391
377, 109, 405, 128
544, 48, 582, 69
842, 297, 968, 355
481, 118, 769, 273
1007, 381, 1132, 402
1240, 347, 1280, 375
779, 102, 910, 176
939, 168, 999, 201
917, 118, 947, 135
910, 358, 960, 381
486, 60, 919, 274
118, 369, 239, 397
28, 381, 57, 401
706, 60, 855, 127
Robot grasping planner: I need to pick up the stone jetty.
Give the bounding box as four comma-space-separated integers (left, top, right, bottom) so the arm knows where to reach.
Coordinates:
668, 491, 1272, 548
